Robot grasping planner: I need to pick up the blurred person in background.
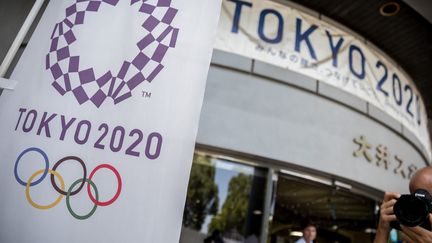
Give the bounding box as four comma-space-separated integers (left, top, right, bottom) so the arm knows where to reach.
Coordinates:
295, 221, 317, 243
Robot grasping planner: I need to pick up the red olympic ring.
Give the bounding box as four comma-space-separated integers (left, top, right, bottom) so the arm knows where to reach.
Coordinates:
87, 164, 122, 207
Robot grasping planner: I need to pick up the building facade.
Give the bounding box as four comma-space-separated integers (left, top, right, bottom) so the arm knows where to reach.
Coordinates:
179, 1, 432, 242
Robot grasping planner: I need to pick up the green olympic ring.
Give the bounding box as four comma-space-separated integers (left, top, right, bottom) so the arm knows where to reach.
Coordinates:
66, 178, 99, 220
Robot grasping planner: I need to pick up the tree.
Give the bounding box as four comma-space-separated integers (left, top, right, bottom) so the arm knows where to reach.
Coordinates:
182, 154, 219, 230
209, 173, 251, 235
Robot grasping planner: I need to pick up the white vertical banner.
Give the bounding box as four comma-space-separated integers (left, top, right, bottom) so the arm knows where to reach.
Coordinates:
0, 0, 221, 243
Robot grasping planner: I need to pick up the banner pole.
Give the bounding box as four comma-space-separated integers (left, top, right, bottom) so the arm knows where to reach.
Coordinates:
0, 0, 46, 78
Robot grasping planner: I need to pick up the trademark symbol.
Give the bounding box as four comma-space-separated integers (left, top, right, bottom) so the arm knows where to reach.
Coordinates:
142, 91, 152, 98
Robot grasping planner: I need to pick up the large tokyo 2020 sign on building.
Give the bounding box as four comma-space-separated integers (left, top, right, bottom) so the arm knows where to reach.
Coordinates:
0, 1, 221, 243
215, 0, 431, 159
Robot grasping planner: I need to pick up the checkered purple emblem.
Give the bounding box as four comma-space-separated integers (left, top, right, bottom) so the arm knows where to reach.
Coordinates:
46, 0, 179, 107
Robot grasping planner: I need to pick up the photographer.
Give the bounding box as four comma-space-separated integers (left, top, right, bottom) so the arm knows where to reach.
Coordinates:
374, 166, 432, 243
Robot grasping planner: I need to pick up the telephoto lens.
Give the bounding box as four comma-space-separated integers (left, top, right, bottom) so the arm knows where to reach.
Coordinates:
392, 189, 432, 230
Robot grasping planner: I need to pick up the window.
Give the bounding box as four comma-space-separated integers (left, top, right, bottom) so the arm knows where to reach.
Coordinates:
180, 152, 267, 243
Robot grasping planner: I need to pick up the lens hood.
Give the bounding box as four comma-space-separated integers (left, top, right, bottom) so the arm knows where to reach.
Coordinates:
394, 194, 429, 227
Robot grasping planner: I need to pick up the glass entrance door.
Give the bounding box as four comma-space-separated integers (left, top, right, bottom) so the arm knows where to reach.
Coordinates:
268, 173, 379, 243
180, 152, 268, 243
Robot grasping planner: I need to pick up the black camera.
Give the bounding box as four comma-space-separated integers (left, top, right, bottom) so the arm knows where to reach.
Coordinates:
390, 189, 432, 230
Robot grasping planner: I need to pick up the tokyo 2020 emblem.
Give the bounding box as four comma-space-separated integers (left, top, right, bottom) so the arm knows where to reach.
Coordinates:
14, 147, 122, 220
45, 0, 179, 107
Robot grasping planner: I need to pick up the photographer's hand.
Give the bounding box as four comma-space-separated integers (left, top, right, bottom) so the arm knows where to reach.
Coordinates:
373, 192, 400, 243
401, 214, 432, 243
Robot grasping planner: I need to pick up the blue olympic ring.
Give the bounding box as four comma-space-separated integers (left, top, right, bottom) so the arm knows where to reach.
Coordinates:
14, 147, 49, 186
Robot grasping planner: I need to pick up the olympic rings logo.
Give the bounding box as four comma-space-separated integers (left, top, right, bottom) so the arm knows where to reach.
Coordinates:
14, 147, 122, 220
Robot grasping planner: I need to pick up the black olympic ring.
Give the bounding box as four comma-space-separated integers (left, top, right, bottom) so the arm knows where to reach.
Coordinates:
50, 156, 87, 196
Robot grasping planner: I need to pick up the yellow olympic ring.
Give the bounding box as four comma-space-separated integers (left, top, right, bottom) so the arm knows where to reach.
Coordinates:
25, 169, 65, 210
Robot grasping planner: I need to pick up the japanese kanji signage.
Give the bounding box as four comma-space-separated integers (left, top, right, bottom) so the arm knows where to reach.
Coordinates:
353, 135, 418, 180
